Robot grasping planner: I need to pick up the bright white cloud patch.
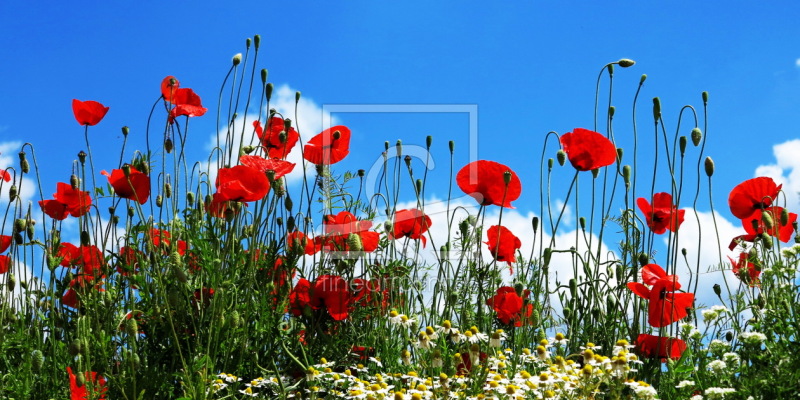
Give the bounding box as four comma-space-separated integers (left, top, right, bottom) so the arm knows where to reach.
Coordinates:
754, 139, 800, 213
0, 141, 37, 212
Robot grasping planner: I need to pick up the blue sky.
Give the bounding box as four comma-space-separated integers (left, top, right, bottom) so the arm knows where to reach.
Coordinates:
3, 1, 800, 298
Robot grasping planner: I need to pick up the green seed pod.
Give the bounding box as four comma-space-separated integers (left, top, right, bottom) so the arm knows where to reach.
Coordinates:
70, 174, 80, 190
762, 210, 775, 230
563, 307, 572, 320
638, 253, 649, 267
591, 168, 599, 179
702, 91, 709, 104
253, 34, 260, 49
130, 352, 140, 369
681, 248, 687, 257
283, 118, 293, 132
503, 170, 512, 186
9, 185, 17, 201
579, 217, 586, 230
284, 196, 293, 212
8, 274, 16, 292
164, 182, 172, 198
568, 279, 577, 297
449, 140, 455, 154
266, 83, 274, 101
245, 37, 251, 49
31, 349, 44, 373
232, 53, 242, 66
185, 191, 195, 205
618, 58, 635, 67
622, 165, 631, 186
556, 150, 566, 166
347, 233, 363, 252
548, 158, 554, 171
14, 218, 26, 233
164, 138, 174, 153
704, 156, 715, 177
77, 151, 87, 165
532, 216, 539, 233
286, 216, 296, 231
616, 147, 623, 163
125, 318, 139, 337
608, 106, 615, 118
19, 151, 29, 173
26, 223, 34, 240
691, 128, 702, 146
607, 294, 617, 311
111, 215, 119, 225
228, 310, 241, 329
762, 234, 773, 249
781, 208, 789, 226
640, 74, 647, 85
276, 217, 283, 227
543, 248, 552, 270
68, 339, 83, 356
615, 264, 623, 281
679, 136, 687, 156
128, 206, 135, 217
713, 284, 721, 296
357, 169, 365, 177
404, 155, 412, 168
426, 135, 433, 149
260, 68, 268, 84
439, 245, 448, 261
272, 179, 285, 197
75, 369, 86, 387
156, 195, 163, 207
416, 179, 423, 196
652, 97, 661, 121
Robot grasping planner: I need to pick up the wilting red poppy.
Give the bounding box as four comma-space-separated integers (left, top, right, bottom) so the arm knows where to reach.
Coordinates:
0, 255, 10, 274
240, 155, 295, 179
728, 177, 782, 220
289, 278, 312, 317
636, 334, 687, 361
457, 160, 522, 208
390, 209, 432, 247
253, 117, 300, 159
72, 99, 109, 126
628, 272, 694, 328
486, 286, 533, 327
101, 166, 150, 204
637, 192, 685, 234
485, 225, 522, 268
216, 165, 270, 202
287, 231, 320, 255
39, 182, 92, 220
67, 366, 107, 400
0, 235, 11, 253
559, 128, 617, 171
639, 263, 678, 286
303, 125, 351, 165
311, 275, 352, 321
729, 252, 761, 286
741, 206, 797, 243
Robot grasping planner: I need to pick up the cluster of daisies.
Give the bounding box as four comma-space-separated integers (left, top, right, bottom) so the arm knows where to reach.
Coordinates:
210, 313, 660, 399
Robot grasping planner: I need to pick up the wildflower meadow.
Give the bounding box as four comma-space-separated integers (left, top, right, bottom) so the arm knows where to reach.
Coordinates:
2, 37, 800, 400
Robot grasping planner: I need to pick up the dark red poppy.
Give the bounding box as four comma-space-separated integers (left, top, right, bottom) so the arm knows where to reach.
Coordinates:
56, 243, 80, 267
72, 99, 109, 126
311, 275, 351, 321
240, 154, 295, 179
216, 165, 270, 202
289, 278, 312, 317
390, 209, 432, 247
116, 246, 142, 276
0, 235, 11, 253
485, 225, 522, 267
486, 286, 533, 327
286, 231, 320, 255
628, 270, 694, 328
728, 177, 782, 220
39, 182, 92, 220
635, 334, 687, 361
67, 366, 107, 400
456, 160, 522, 208
0, 255, 9, 274
253, 117, 300, 159
191, 288, 215, 309
637, 192, 685, 234
101, 166, 150, 204
303, 125, 351, 165
741, 206, 797, 243
729, 252, 761, 286
456, 350, 488, 375
559, 128, 617, 171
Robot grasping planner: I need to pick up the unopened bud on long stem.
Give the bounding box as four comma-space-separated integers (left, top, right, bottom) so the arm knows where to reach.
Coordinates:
232, 53, 242, 66
704, 156, 715, 177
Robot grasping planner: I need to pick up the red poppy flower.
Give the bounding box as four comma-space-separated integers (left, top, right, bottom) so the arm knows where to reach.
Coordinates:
456, 351, 488, 375
61, 275, 103, 309
55, 243, 104, 277
486, 286, 533, 326
72, 99, 109, 126
0, 235, 11, 253
0, 255, 10, 274
39, 182, 92, 220
637, 192, 685, 234
320, 211, 380, 252
287, 231, 320, 255
253, 117, 300, 159
160, 76, 180, 102
289, 278, 312, 317
559, 128, 617, 171
0, 168, 9, 182
67, 366, 107, 400
303, 125, 351, 165
216, 165, 270, 202
456, 160, 522, 208
205, 192, 240, 219
191, 288, 215, 309
352, 278, 390, 312
311, 275, 352, 321
390, 209, 432, 247
485, 225, 522, 267
741, 206, 797, 243
728, 177, 782, 220
635, 334, 687, 361
116, 246, 142, 276
168, 88, 208, 121
628, 274, 694, 328
729, 252, 761, 286
640, 263, 678, 286
101, 166, 150, 204
149, 229, 187, 255
240, 154, 295, 179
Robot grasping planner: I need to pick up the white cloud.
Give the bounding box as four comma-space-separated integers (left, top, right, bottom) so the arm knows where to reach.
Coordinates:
754, 139, 800, 213
0, 141, 38, 219
795, 58, 800, 68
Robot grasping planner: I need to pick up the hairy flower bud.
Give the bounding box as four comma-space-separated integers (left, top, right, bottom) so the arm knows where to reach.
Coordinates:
622, 165, 631, 187
702, 91, 709, 104
617, 58, 635, 67
548, 158, 554, 171
640, 74, 647, 85
679, 136, 687, 156
691, 128, 702, 146
532, 216, 539, 232
762, 210, 775, 230
31, 349, 44, 373
9, 185, 17, 201
295, 91, 301, 103
7, 273, 16, 292
19, 151, 29, 173
556, 150, 566, 166
347, 233, 363, 252
416, 179, 423, 195
781, 208, 790, 227
232, 53, 242, 66
70, 174, 80, 190
266, 83, 274, 101
426, 135, 433, 149
156, 195, 163, 207
704, 156, 715, 177
260, 68, 268, 84
608, 106, 615, 118
652, 97, 661, 121
164, 182, 172, 198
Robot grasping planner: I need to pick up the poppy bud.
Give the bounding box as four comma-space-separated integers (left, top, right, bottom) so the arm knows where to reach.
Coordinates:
622, 165, 631, 186
242, 145, 255, 154
14, 232, 23, 245
618, 58, 635, 67
75, 369, 86, 387
70, 174, 80, 190
652, 97, 661, 122
761, 233, 773, 249
7, 274, 15, 292
579, 217, 586, 230
532, 216, 539, 232
608, 106, 615, 118
781, 208, 789, 226
77, 151, 86, 165
358, 169, 365, 177
640, 74, 647, 85
266, 169, 276, 183
260, 68, 268, 84
232, 53, 242, 66
702, 91, 709, 104
31, 349, 44, 373
607, 63, 614, 77
607, 294, 617, 311
404, 155, 412, 167
396, 140, 402, 157
691, 128, 702, 146
9, 185, 17, 201
164, 182, 172, 198
616, 264, 623, 280
276, 217, 283, 227
556, 150, 566, 166
128, 206, 135, 217
286, 216, 296, 231
26, 222, 34, 240
762, 210, 775, 230
130, 352, 140, 369
704, 156, 715, 177
679, 136, 687, 156
543, 248, 552, 270
69, 339, 83, 356
80, 231, 91, 246
681, 248, 687, 257
638, 253, 649, 267
164, 138, 174, 153
563, 307, 572, 320
416, 179, 423, 196
569, 278, 577, 297
424, 135, 433, 150
156, 195, 163, 207
19, 151, 29, 174
284, 196, 293, 212
229, 310, 241, 329
347, 233, 363, 252
245, 37, 251, 49
548, 158, 554, 171
253, 34, 261, 49
591, 168, 599, 178
616, 147, 623, 163
14, 218, 26, 233
266, 83, 274, 101
449, 140, 455, 154
125, 318, 139, 337
713, 284, 721, 296
459, 219, 471, 237
185, 191, 195, 205
112, 215, 119, 225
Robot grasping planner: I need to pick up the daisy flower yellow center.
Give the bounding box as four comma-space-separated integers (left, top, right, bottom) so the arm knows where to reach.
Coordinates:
390, 311, 399, 318
442, 320, 452, 329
